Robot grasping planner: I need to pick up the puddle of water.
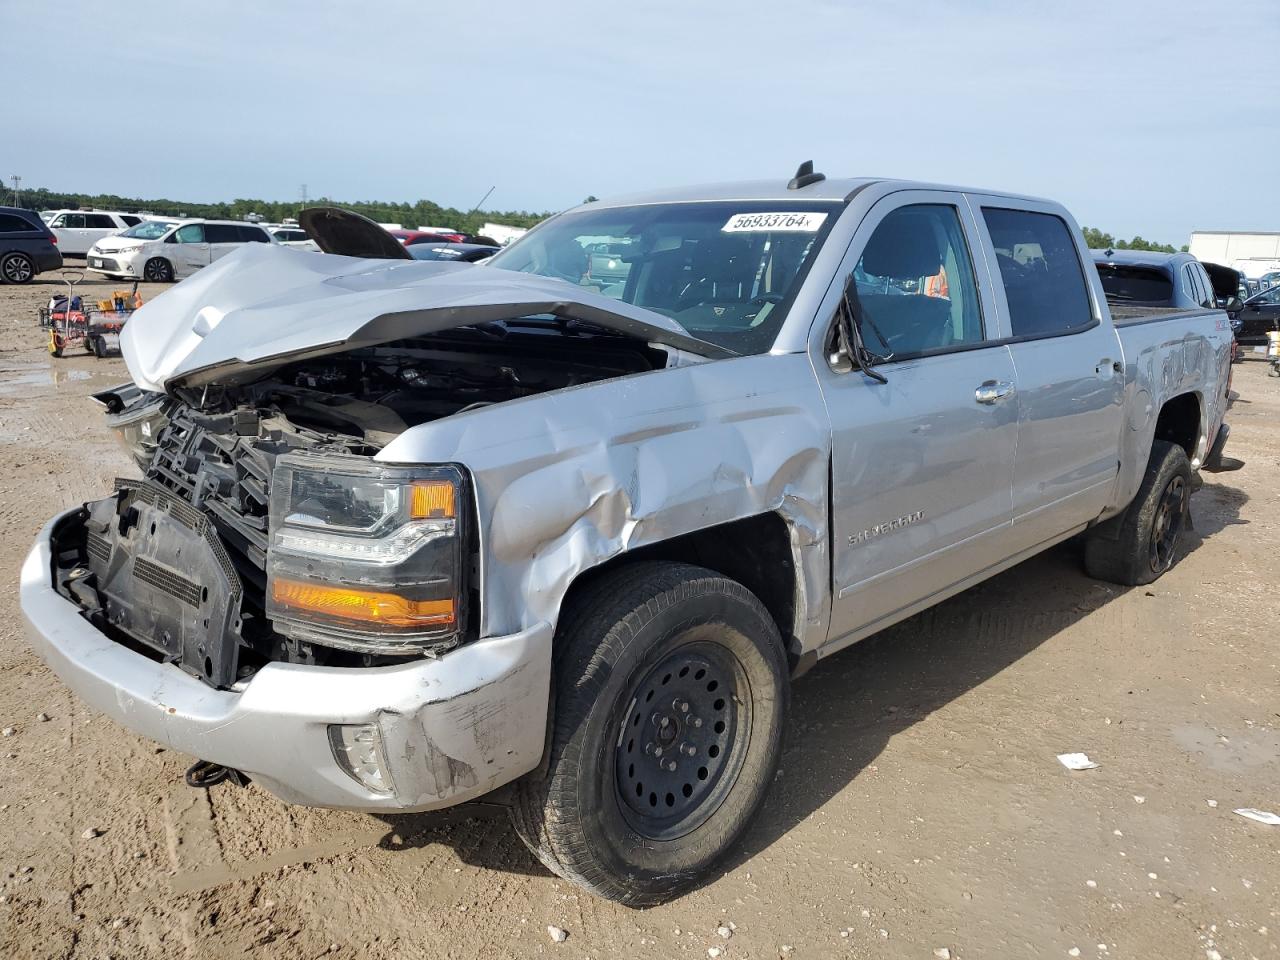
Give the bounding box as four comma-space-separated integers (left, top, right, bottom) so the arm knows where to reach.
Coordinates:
1171, 722, 1280, 775
0, 364, 95, 396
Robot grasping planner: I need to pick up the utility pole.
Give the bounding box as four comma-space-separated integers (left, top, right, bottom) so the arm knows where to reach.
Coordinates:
9, 175, 21, 207
300, 183, 309, 207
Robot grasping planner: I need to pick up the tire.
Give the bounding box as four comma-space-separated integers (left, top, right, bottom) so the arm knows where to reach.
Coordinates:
1085, 440, 1192, 586
91, 335, 107, 358
143, 257, 174, 283
511, 562, 788, 906
1, 252, 35, 284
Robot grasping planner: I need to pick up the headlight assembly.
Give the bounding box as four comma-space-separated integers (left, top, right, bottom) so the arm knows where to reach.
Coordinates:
266, 452, 468, 655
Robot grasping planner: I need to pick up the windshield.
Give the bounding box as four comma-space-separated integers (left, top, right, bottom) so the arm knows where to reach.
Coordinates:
121, 221, 175, 240
487, 201, 842, 354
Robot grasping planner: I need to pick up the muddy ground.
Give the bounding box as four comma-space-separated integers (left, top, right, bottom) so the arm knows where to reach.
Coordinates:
0, 266, 1276, 960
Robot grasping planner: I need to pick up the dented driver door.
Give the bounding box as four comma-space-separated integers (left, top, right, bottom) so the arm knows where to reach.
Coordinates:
817, 191, 1020, 647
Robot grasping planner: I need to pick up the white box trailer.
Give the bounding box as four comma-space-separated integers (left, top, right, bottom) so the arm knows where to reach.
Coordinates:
1188, 231, 1280, 279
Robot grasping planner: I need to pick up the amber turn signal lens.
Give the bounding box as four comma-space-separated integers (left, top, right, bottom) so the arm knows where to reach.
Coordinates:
409, 480, 456, 520
270, 578, 455, 628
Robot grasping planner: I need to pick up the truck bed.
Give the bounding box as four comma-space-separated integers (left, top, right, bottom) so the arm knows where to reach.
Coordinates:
1108, 303, 1209, 326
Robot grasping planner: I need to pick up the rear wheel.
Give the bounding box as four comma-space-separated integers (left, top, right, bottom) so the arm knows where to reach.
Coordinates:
512, 562, 788, 906
1085, 440, 1192, 585
1, 252, 34, 284
90, 335, 106, 357
143, 257, 173, 283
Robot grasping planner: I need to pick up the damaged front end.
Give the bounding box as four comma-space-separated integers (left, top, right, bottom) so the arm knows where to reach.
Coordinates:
52, 318, 668, 688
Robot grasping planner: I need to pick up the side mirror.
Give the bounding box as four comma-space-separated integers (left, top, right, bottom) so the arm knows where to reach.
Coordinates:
1224, 297, 1243, 315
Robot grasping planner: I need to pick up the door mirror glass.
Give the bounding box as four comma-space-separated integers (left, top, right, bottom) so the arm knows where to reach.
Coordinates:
1224, 297, 1243, 314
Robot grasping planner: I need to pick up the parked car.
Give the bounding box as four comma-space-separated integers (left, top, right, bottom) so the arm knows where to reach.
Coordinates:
1091, 249, 1231, 311
1234, 285, 1280, 346
44, 210, 143, 256
21, 171, 1232, 907
0, 206, 63, 283
87, 219, 276, 282
270, 227, 319, 251
387, 229, 462, 247
407, 242, 499, 263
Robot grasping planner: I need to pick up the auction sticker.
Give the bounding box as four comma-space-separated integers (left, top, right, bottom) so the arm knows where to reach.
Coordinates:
722, 212, 828, 233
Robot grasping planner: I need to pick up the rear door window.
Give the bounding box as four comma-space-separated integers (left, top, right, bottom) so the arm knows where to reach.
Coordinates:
84, 214, 116, 229
853, 203, 986, 358
203, 224, 240, 243
982, 208, 1093, 337
237, 225, 270, 243
120, 215, 141, 227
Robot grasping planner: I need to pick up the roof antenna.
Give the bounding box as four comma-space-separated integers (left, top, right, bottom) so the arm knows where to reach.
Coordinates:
788, 160, 825, 190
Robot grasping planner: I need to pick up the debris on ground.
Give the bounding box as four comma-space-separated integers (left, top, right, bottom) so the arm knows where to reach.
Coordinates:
934, 949, 952, 959
546, 925, 568, 943
35, 713, 49, 722
1, 727, 15, 737
1057, 753, 1099, 770
80, 827, 100, 839
716, 925, 733, 939
1233, 808, 1280, 826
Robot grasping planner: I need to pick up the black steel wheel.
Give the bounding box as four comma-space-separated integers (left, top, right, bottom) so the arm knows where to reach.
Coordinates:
143, 257, 173, 282
1148, 474, 1187, 575
1, 253, 34, 284
615, 638, 749, 841
1085, 439, 1192, 586
512, 562, 788, 906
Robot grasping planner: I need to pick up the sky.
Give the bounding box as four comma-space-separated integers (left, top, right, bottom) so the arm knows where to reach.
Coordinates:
4, 0, 1278, 245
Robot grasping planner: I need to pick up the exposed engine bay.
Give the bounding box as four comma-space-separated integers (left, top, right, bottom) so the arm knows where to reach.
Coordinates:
51, 328, 665, 688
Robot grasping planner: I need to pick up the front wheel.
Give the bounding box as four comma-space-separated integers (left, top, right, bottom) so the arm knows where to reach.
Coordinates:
143, 257, 174, 283
512, 562, 788, 906
1085, 439, 1192, 585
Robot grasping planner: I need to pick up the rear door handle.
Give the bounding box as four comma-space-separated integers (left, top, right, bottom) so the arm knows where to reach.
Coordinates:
975, 379, 1015, 405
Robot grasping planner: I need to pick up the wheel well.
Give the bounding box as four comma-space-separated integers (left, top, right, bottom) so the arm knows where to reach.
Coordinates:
1153, 393, 1200, 457
560, 513, 798, 653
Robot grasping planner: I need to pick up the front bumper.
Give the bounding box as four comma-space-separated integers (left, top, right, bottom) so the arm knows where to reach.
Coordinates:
87, 251, 139, 277
21, 509, 552, 811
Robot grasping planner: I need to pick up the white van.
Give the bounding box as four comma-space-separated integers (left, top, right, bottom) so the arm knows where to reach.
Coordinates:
87, 219, 276, 282
45, 210, 144, 256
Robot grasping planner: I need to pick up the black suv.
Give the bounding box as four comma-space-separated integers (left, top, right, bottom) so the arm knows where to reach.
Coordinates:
0, 207, 63, 283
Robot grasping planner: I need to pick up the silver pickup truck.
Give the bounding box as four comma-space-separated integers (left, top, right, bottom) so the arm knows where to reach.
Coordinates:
21, 168, 1233, 905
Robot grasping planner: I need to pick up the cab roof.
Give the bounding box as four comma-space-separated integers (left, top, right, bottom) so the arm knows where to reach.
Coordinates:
584, 176, 1055, 210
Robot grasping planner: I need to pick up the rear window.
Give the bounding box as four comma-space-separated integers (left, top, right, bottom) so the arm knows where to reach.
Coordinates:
983, 208, 1093, 337
0, 213, 38, 233
1094, 264, 1174, 305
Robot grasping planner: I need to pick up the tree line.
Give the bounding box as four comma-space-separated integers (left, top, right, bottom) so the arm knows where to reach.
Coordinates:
0, 180, 1189, 252
0, 180, 552, 236
1080, 226, 1185, 254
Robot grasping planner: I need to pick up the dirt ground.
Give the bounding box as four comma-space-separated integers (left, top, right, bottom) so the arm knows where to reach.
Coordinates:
0, 266, 1276, 960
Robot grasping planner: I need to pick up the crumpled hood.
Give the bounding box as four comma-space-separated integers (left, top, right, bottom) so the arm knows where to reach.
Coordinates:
121, 243, 732, 392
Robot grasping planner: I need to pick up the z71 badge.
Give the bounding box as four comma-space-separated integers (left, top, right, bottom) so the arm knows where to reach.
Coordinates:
849, 510, 924, 546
